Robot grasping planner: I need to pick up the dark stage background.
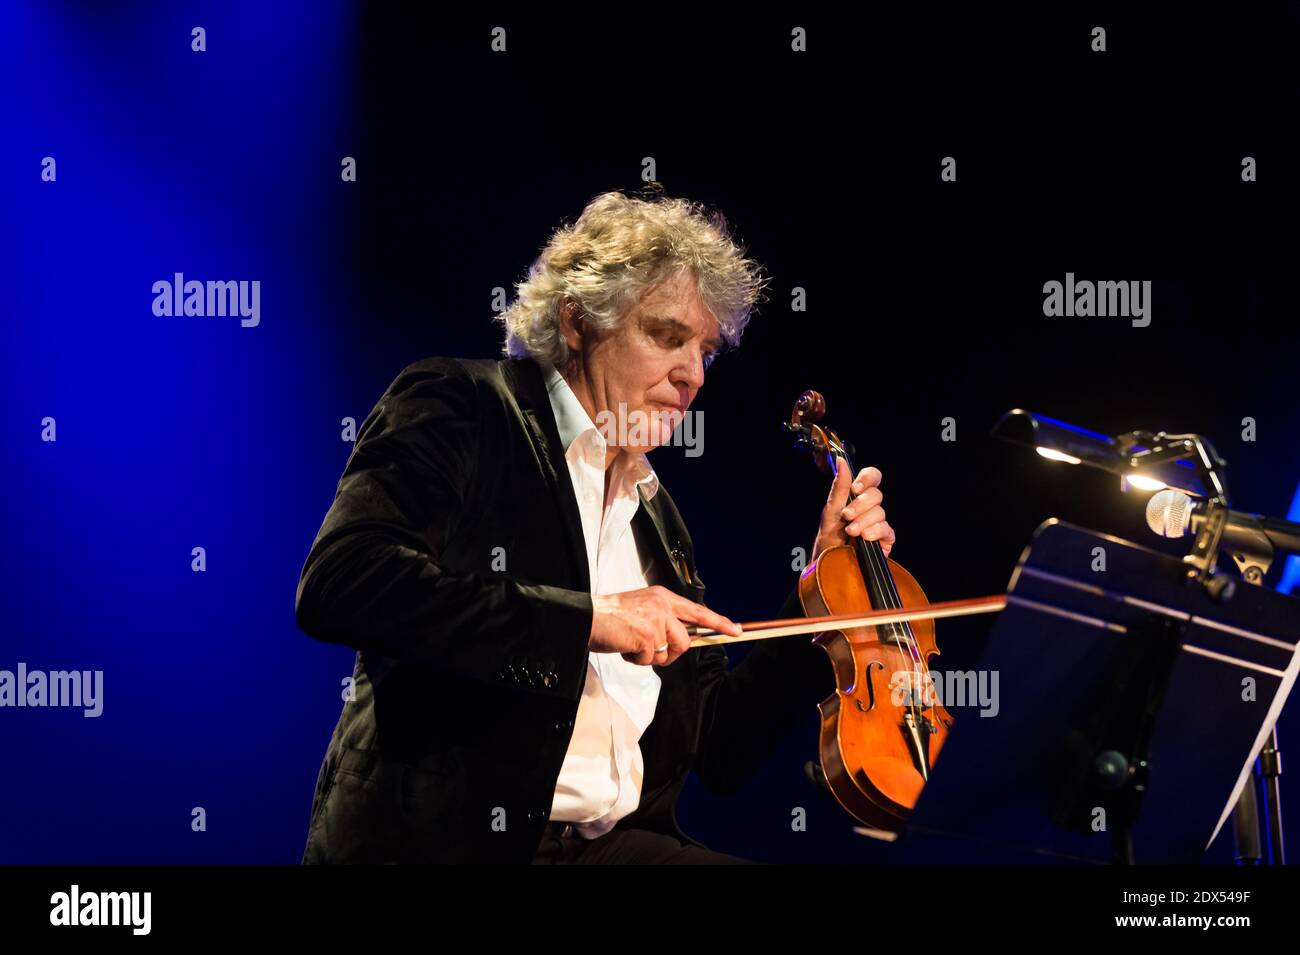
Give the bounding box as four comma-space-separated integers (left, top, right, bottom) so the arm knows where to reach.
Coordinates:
4, 4, 1298, 864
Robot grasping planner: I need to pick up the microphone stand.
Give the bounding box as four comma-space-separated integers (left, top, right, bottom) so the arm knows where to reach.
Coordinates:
1210, 495, 1287, 865
1131, 430, 1286, 864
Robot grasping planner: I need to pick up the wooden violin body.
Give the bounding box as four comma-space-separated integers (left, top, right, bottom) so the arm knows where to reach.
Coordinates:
787, 390, 953, 831
800, 545, 952, 830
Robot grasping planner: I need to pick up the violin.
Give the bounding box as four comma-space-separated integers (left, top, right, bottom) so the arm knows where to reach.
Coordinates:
689, 391, 1005, 831
789, 390, 958, 829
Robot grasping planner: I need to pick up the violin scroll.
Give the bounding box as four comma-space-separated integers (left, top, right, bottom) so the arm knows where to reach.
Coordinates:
785, 390, 851, 474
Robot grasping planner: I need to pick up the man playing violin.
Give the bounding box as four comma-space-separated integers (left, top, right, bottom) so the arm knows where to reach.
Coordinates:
295, 189, 896, 864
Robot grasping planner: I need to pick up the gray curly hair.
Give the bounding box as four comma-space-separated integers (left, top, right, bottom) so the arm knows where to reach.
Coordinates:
497, 188, 767, 368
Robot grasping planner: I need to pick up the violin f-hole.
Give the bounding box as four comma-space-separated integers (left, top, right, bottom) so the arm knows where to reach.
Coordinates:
854, 660, 887, 712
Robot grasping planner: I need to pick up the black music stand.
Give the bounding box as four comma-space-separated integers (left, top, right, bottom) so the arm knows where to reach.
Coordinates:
884, 520, 1300, 864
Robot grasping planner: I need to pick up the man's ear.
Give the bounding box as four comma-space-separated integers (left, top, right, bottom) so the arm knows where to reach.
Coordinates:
558, 298, 584, 353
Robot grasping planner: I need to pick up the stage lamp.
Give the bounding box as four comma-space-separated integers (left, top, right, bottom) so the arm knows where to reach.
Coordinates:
992, 409, 1213, 499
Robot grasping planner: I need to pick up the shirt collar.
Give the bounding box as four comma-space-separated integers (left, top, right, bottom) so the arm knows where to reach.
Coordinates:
541, 362, 660, 501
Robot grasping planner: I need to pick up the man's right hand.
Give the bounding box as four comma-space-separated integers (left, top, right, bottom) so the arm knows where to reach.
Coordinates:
589, 586, 742, 667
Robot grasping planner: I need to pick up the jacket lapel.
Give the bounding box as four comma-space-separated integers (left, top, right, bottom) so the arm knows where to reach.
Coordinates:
499, 358, 591, 594
634, 485, 705, 602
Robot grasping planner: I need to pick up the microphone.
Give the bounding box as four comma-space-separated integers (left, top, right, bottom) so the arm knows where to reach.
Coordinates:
1145, 489, 1198, 539
1145, 489, 1300, 557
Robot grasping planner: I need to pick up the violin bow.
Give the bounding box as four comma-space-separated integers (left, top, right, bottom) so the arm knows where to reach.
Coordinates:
684, 594, 1006, 646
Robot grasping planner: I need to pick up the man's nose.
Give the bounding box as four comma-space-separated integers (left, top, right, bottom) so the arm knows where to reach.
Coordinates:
673, 345, 706, 391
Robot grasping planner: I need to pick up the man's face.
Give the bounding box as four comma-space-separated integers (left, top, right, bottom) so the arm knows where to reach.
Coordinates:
570, 271, 722, 455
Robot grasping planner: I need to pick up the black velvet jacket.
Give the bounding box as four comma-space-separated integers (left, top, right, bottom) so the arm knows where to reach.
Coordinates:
295, 356, 833, 863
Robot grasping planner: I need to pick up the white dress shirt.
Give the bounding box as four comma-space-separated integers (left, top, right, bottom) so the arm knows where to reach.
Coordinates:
543, 364, 663, 838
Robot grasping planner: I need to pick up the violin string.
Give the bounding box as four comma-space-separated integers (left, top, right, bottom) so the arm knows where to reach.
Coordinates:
860, 531, 925, 725
836, 450, 927, 736
839, 449, 918, 650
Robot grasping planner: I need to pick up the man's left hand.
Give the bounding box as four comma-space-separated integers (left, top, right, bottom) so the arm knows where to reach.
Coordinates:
811, 460, 895, 560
